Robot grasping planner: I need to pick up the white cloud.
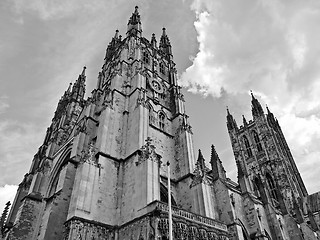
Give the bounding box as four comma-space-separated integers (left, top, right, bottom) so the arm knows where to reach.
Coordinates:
182, 0, 320, 193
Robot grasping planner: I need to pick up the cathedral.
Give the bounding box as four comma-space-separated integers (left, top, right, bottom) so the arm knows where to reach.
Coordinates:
3, 6, 320, 240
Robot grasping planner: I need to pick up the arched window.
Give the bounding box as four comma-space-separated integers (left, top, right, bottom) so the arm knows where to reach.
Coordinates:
49, 152, 71, 196
143, 51, 149, 64
159, 62, 165, 74
243, 135, 252, 157
266, 173, 278, 201
159, 112, 165, 131
253, 131, 263, 152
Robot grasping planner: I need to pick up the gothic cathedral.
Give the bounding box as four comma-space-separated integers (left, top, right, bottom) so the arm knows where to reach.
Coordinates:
3, 7, 320, 240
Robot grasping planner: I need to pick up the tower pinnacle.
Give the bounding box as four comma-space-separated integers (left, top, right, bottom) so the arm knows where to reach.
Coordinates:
251, 92, 264, 118
159, 27, 172, 57
127, 6, 142, 35
226, 107, 238, 131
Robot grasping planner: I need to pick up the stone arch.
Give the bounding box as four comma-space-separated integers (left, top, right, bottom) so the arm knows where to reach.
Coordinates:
46, 147, 72, 198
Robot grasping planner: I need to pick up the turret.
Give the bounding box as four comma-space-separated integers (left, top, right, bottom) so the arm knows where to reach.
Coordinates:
127, 6, 142, 36
210, 145, 226, 181
226, 107, 238, 131
251, 92, 264, 118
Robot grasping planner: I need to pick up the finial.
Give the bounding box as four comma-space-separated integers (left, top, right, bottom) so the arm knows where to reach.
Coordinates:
135, 6, 139, 12
81, 66, 86, 76
226, 106, 231, 115
266, 104, 270, 113
162, 27, 166, 36
114, 29, 119, 38
67, 82, 72, 92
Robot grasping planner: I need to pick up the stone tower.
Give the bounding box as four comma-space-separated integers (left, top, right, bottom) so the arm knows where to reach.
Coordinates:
5, 7, 229, 240
226, 93, 318, 239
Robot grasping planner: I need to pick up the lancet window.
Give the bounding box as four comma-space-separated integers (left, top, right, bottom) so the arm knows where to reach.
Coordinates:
253, 130, 263, 152
243, 135, 253, 157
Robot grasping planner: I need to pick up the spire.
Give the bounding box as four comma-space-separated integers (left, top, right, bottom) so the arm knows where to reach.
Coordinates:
159, 28, 172, 57
210, 145, 226, 181
226, 107, 238, 131
251, 91, 264, 118
127, 6, 142, 36
71, 66, 86, 101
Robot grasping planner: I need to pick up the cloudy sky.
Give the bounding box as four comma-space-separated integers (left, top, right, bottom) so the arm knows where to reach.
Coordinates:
1, 0, 320, 210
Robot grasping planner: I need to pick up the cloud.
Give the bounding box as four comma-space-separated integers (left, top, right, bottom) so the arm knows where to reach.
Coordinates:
10, 0, 104, 20
0, 120, 43, 186
0, 96, 9, 114
181, 0, 320, 193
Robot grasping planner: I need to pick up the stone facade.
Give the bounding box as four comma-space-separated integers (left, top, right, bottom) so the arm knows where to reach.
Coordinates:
3, 6, 320, 240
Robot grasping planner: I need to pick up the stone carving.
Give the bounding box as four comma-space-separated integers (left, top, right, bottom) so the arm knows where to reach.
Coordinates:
136, 89, 146, 107
190, 155, 212, 188
74, 117, 87, 136
136, 137, 162, 166
64, 218, 113, 240
80, 144, 100, 167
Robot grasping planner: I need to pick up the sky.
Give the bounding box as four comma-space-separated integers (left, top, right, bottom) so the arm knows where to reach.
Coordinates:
1, 0, 320, 211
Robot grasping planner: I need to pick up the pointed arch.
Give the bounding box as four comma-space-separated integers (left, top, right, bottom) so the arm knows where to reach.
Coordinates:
266, 173, 278, 201
147, 103, 154, 125
243, 135, 252, 157
46, 149, 72, 198
252, 130, 263, 152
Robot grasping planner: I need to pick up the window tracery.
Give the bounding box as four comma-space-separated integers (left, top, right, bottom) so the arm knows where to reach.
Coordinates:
243, 135, 252, 157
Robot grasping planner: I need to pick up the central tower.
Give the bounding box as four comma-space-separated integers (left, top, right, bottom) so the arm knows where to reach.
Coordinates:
5, 7, 229, 240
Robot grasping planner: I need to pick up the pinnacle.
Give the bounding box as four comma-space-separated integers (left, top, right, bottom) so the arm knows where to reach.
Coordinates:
81, 66, 86, 76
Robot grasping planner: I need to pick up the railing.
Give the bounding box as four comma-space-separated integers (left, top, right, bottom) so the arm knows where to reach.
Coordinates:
150, 201, 228, 232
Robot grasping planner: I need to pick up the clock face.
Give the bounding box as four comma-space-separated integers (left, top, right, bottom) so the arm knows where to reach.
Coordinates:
148, 78, 164, 94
